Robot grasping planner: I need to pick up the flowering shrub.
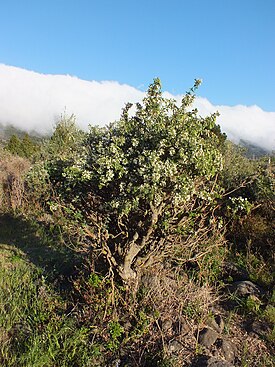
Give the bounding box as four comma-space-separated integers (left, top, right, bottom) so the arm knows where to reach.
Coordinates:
86, 79, 222, 214
78, 79, 223, 284
32, 80, 225, 286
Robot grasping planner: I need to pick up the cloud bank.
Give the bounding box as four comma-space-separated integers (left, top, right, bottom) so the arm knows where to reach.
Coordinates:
0, 64, 274, 151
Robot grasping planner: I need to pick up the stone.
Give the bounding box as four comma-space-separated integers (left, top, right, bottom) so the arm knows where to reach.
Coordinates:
221, 339, 235, 362
178, 319, 191, 335
161, 319, 173, 332
174, 316, 191, 335
206, 315, 224, 334
229, 281, 262, 297
168, 339, 183, 353
191, 356, 234, 367
206, 357, 235, 367
198, 328, 219, 348
247, 320, 269, 337
222, 262, 249, 282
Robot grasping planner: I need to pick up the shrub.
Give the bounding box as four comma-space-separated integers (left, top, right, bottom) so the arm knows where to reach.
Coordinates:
41, 79, 224, 288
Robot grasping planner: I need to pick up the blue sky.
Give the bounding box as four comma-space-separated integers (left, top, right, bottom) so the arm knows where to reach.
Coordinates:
1, 0, 275, 110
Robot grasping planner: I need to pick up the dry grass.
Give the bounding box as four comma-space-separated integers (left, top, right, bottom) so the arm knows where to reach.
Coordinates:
0, 149, 30, 212
141, 264, 218, 321
122, 264, 221, 366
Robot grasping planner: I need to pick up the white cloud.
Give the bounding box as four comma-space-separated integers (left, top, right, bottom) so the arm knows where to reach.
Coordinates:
0, 64, 274, 151
0, 64, 144, 133
193, 97, 275, 151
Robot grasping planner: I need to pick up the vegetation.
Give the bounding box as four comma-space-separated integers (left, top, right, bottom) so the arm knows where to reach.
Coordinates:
5, 133, 40, 159
0, 79, 274, 366
44, 79, 224, 286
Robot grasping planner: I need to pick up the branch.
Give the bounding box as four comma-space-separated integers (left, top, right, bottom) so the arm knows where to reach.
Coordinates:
118, 201, 164, 282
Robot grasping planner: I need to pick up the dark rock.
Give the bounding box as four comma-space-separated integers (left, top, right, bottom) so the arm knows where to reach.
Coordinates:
174, 316, 191, 335
198, 328, 219, 348
222, 262, 249, 281
221, 340, 235, 362
206, 357, 235, 367
247, 320, 270, 337
206, 315, 224, 334
190, 355, 209, 367
190, 356, 234, 367
228, 281, 262, 297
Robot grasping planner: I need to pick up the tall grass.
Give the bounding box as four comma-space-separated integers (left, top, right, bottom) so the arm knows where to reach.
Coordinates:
0, 149, 30, 213
0, 245, 97, 367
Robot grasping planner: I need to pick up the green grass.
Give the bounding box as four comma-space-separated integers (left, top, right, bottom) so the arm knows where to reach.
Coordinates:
0, 211, 274, 366
0, 215, 101, 367
0, 214, 79, 282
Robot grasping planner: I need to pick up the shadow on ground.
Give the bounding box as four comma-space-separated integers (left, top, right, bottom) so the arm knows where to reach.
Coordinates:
0, 213, 82, 292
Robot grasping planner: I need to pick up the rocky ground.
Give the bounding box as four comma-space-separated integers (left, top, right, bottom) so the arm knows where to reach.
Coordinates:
152, 276, 274, 367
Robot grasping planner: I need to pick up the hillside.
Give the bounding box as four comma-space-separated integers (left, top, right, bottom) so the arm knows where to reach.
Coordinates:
239, 139, 272, 158
0, 122, 44, 147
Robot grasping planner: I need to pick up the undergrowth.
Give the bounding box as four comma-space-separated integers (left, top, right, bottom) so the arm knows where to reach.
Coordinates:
0, 244, 99, 367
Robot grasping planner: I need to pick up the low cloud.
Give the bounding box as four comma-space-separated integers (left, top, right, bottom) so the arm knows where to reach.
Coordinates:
0, 64, 274, 151
194, 97, 275, 151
